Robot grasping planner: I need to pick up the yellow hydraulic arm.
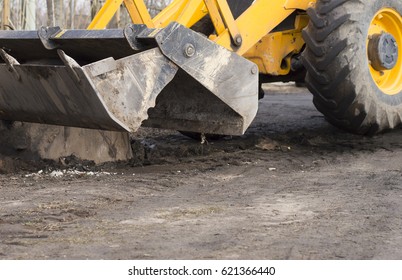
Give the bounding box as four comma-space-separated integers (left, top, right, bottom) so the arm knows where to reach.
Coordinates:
88, 0, 153, 29
89, 0, 315, 75
88, 0, 208, 30
88, 0, 313, 49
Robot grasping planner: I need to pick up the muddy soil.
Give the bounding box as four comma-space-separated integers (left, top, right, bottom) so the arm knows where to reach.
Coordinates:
1, 84, 402, 259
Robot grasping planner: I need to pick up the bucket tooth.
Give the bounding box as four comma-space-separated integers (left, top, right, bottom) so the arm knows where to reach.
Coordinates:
0, 49, 21, 81
57, 50, 81, 83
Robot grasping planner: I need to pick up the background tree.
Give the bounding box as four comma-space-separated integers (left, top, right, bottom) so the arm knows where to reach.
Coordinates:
1, 0, 173, 30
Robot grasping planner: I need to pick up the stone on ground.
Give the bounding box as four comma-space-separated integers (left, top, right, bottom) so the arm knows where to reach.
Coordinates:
0, 122, 132, 164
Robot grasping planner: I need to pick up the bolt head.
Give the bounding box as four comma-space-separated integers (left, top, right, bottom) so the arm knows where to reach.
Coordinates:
251, 65, 258, 75
125, 26, 134, 35
234, 35, 243, 47
184, 43, 196, 58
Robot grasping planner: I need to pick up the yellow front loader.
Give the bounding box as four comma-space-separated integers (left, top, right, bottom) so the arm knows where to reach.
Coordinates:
0, 0, 401, 136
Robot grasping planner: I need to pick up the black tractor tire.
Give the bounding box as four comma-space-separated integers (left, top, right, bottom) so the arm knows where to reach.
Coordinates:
302, 0, 402, 134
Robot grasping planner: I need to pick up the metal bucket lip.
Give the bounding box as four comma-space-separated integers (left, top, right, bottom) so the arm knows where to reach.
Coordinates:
0, 28, 138, 65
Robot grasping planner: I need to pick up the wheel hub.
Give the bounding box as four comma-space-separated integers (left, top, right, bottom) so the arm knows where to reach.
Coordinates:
368, 32, 398, 71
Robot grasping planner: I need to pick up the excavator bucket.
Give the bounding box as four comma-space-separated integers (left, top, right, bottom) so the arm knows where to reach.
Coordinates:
0, 22, 258, 135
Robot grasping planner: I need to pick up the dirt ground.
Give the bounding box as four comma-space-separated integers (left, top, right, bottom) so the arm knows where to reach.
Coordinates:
1, 84, 402, 260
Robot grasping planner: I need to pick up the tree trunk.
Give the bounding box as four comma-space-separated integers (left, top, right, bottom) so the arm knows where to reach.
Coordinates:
24, 0, 36, 30
2, 0, 10, 30
91, 0, 102, 20
47, 0, 63, 27
70, 0, 75, 28
46, 0, 54, 26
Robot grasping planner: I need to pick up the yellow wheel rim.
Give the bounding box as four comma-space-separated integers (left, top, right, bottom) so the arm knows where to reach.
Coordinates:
367, 8, 402, 95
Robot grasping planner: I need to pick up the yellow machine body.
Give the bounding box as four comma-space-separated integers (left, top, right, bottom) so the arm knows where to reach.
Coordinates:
89, 0, 313, 76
